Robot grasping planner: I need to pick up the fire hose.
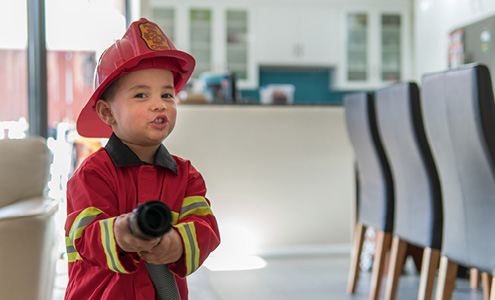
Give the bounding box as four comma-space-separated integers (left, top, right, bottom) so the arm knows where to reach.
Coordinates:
130, 200, 181, 300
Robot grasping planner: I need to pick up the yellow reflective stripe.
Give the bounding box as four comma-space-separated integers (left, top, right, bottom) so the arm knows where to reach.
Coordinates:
67, 252, 82, 263
179, 196, 213, 220
171, 211, 179, 226
68, 207, 104, 248
176, 222, 200, 276
65, 236, 81, 262
99, 217, 129, 274
69, 207, 104, 244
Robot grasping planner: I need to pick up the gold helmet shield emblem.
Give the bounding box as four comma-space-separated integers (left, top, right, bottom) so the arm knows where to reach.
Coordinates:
138, 21, 171, 51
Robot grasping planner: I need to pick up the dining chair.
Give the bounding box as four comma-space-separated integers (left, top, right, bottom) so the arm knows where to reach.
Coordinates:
343, 92, 395, 300
374, 82, 443, 300
420, 64, 495, 300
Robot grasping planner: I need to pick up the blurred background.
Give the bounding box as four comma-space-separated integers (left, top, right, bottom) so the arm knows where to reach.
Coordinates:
2, 0, 495, 299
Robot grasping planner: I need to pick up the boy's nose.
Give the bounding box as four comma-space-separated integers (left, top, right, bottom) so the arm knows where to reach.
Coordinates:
153, 104, 166, 111
151, 100, 167, 111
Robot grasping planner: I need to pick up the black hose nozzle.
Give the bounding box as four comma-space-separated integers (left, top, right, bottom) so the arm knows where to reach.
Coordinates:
129, 200, 173, 240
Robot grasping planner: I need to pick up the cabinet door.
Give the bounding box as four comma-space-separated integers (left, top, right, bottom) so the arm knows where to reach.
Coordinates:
337, 10, 375, 90
219, 7, 255, 88
226, 10, 248, 80
255, 5, 338, 66
255, 6, 297, 64
337, 9, 409, 90
152, 7, 176, 42
346, 12, 369, 82
380, 14, 401, 82
225, 8, 257, 88
189, 8, 213, 79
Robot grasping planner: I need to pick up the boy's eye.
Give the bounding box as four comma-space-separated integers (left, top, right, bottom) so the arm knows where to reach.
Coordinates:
134, 93, 146, 99
162, 93, 175, 100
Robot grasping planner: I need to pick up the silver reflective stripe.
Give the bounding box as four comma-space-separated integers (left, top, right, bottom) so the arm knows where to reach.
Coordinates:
179, 201, 209, 216
70, 214, 99, 244
102, 219, 119, 273
183, 223, 197, 272
66, 245, 76, 254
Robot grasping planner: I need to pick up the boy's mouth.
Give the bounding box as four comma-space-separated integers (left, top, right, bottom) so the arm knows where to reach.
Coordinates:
152, 115, 168, 125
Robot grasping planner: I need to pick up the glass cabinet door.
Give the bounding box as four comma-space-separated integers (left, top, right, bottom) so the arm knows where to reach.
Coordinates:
380, 14, 401, 81
346, 13, 368, 82
226, 10, 248, 80
152, 7, 175, 42
339, 8, 409, 90
190, 9, 212, 78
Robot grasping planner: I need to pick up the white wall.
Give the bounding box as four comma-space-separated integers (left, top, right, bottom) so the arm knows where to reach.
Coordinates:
165, 105, 354, 253
414, 0, 495, 81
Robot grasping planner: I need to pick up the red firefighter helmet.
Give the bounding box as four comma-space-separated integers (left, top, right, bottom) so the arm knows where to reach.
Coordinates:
76, 18, 195, 138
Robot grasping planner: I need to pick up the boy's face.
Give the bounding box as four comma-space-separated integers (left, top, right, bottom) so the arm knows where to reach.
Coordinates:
97, 68, 177, 147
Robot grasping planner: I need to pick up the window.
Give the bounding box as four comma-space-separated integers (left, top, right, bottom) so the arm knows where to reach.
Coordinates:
0, 1, 28, 138
44, 0, 126, 197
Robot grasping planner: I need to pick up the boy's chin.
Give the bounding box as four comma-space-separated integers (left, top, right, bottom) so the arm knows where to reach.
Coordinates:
147, 132, 172, 144
115, 132, 169, 146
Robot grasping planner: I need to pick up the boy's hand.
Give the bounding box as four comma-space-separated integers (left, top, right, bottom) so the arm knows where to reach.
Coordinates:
140, 229, 184, 265
114, 213, 161, 253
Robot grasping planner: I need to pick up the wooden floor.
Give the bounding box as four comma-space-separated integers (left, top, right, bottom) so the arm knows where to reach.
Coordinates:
53, 252, 485, 300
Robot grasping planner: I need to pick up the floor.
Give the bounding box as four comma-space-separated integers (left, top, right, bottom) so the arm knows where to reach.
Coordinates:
53, 252, 485, 300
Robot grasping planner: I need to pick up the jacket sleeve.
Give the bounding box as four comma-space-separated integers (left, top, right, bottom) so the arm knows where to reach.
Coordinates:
65, 165, 140, 274
169, 162, 221, 277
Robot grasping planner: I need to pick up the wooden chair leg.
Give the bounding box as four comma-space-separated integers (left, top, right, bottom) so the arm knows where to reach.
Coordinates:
489, 277, 495, 300
369, 230, 392, 300
347, 222, 367, 294
481, 272, 492, 300
471, 268, 481, 288
384, 236, 408, 300
417, 247, 441, 300
435, 256, 458, 300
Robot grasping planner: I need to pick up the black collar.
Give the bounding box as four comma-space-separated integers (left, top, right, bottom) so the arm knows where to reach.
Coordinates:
105, 133, 177, 175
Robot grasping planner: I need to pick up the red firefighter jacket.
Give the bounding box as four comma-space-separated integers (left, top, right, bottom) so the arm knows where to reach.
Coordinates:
64, 134, 220, 299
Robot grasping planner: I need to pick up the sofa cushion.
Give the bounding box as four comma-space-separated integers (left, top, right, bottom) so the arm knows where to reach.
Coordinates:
0, 197, 58, 220
0, 137, 51, 208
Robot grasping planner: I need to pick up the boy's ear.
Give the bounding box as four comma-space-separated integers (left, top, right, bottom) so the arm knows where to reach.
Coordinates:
95, 99, 116, 126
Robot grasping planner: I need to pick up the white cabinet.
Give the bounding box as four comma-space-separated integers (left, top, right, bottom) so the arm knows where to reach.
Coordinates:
146, 0, 412, 91
335, 7, 412, 90
255, 5, 340, 67
149, 3, 257, 89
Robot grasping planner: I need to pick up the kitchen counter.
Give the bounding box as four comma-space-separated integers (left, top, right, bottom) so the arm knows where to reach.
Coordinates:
165, 105, 354, 252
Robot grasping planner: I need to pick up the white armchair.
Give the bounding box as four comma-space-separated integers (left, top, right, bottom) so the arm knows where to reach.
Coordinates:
0, 137, 59, 300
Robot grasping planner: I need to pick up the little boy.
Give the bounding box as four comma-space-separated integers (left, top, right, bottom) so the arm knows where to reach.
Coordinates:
64, 18, 220, 300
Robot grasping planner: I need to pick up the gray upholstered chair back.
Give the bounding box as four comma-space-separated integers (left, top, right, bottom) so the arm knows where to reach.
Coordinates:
375, 82, 442, 249
421, 64, 495, 271
344, 92, 394, 232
